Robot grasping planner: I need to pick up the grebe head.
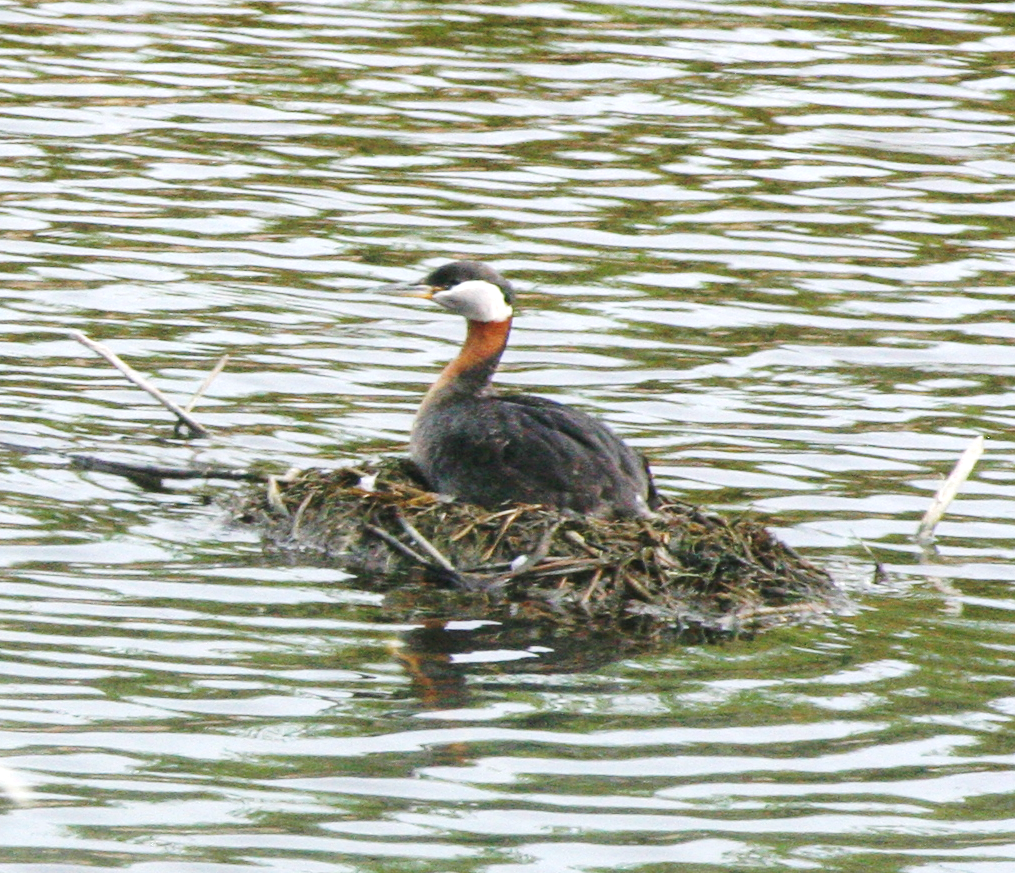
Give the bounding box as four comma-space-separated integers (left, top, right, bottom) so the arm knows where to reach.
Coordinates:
421, 261, 514, 323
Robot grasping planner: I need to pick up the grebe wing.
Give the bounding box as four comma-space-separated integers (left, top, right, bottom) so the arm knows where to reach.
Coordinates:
421, 393, 654, 516
498, 394, 644, 470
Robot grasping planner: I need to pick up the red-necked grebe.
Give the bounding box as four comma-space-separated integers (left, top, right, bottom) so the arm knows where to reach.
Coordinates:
403, 261, 657, 519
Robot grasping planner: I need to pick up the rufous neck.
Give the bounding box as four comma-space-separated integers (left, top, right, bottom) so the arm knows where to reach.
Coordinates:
426, 318, 511, 401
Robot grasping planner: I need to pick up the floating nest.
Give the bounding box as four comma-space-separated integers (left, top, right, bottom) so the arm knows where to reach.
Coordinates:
236, 458, 842, 641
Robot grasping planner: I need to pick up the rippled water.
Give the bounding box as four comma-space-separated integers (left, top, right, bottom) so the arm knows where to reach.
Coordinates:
2, 1, 1015, 870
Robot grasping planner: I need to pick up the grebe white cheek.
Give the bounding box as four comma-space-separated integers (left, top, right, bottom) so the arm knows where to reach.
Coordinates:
432, 279, 513, 323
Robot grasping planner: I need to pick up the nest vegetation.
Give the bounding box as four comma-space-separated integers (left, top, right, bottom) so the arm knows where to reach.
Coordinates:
237, 457, 841, 639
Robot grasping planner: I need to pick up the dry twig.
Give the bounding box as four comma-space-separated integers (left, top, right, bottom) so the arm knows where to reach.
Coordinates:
66, 329, 210, 437
185, 354, 229, 413
916, 434, 984, 543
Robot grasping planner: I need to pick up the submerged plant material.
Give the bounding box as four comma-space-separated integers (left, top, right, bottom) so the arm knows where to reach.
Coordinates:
238, 458, 842, 639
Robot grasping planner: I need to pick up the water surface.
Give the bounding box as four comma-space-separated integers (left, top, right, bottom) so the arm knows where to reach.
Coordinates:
2, 1, 1015, 871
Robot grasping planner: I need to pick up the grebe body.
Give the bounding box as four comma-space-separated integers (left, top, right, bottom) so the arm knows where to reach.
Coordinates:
406, 261, 657, 519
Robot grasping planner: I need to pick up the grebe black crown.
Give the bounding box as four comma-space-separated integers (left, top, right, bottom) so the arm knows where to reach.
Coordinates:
424, 261, 515, 307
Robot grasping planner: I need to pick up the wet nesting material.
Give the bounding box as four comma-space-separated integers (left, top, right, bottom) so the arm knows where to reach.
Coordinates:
239, 458, 841, 639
